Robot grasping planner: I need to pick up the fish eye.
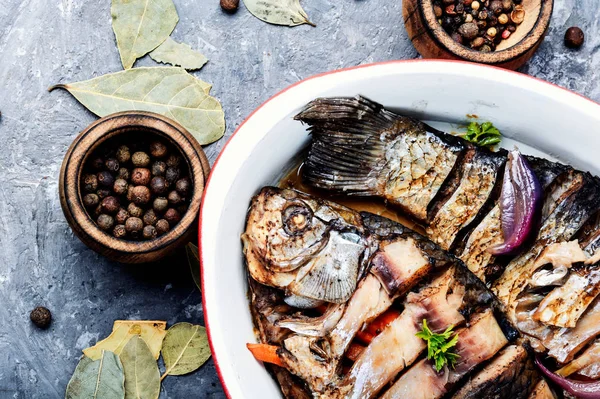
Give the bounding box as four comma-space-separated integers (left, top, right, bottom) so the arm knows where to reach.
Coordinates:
282, 202, 313, 236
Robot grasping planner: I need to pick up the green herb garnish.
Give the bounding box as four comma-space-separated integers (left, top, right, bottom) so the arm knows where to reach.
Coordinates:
415, 319, 460, 372
462, 121, 502, 148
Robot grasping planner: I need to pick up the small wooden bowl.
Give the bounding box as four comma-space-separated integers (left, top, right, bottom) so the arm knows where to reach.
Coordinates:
59, 111, 210, 264
403, 0, 553, 69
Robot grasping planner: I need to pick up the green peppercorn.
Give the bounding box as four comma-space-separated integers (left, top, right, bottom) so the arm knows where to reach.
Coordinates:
143, 225, 158, 240
116, 145, 131, 164
149, 141, 168, 158
83, 193, 100, 208
82, 174, 98, 193
155, 219, 170, 235
131, 152, 151, 167
153, 197, 169, 213
113, 224, 127, 239
97, 214, 114, 231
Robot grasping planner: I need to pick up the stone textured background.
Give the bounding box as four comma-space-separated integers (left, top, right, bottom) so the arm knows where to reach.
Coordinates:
0, 0, 597, 397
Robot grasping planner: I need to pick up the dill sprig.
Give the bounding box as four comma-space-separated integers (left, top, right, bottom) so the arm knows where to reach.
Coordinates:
415, 319, 460, 372
462, 121, 502, 148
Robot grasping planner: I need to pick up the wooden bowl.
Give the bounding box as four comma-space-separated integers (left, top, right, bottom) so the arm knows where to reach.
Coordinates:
403, 0, 553, 69
59, 111, 210, 264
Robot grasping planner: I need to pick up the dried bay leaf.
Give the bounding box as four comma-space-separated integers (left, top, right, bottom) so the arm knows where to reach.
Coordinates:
65, 351, 125, 399
83, 320, 167, 361
160, 322, 211, 380
186, 243, 201, 292
49, 67, 225, 145
150, 37, 208, 71
111, 0, 179, 69
243, 0, 315, 27
120, 336, 160, 399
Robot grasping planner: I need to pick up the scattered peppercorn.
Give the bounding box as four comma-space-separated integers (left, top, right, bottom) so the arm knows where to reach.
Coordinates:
220, 0, 239, 12
97, 214, 115, 231
132, 151, 151, 167
113, 178, 129, 195
131, 168, 151, 186
113, 224, 127, 239
128, 203, 143, 218
116, 145, 131, 163
149, 141, 168, 158
83, 193, 100, 208
30, 306, 52, 329
153, 197, 169, 213
143, 209, 158, 226
105, 158, 120, 172
143, 225, 158, 240
101, 196, 120, 214
164, 208, 181, 226
565, 26, 584, 49
115, 208, 129, 224
156, 219, 170, 235
150, 176, 168, 195
82, 174, 98, 193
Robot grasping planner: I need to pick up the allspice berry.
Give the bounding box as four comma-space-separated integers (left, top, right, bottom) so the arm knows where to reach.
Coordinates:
30, 306, 52, 329
117, 167, 130, 180
143, 225, 158, 240
97, 171, 115, 187
143, 209, 158, 226
128, 202, 143, 218
83, 174, 98, 192
125, 217, 144, 237
131, 168, 151, 186
164, 208, 181, 226
131, 151, 151, 167
115, 208, 129, 224
167, 190, 182, 205
116, 145, 131, 163
153, 197, 169, 213
101, 196, 120, 214
97, 214, 115, 231
152, 161, 166, 177
113, 178, 129, 195
150, 176, 168, 195
165, 167, 180, 185
131, 186, 151, 205
113, 224, 127, 239
565, 26, 584, 49
175, 178, 191, 196
220, 0, 239, 12
149, 141, 168, 158
83, 193, 100, 208
105, 158, 120, 172
156, 219, 170, 235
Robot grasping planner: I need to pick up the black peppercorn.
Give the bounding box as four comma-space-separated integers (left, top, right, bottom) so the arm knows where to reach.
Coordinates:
116, 145, 131, 164
105, 158, 120, 172
166, 154, 181, 168
125, 217, 144, 237
83, 174, 98, 193
175, 177, 191, 196
97, 189, 111, 199
91, 157, 104, 171
131, 186, 151, 205
442, 16, 455, 32
565, 26, 584, 49
156, 219, 170, 235
113, 224, 127, 239
143, 209, 158, 226
97, 214, 115, 231
97, 171, 115, 187
30, 306, 52, 329
128, 203, 143, 218
117, 167, 130, 181
149, 141, 168, 158
131, 151, 151, 167
83, 193, 100, 208
115, 208, 129, 224
143, 225, 158, 240
153, 197, 169, 213
150, 176, 168, 195
151, 161, 167, 177
164, 208, 181, 226
167, 190, 182, 205
101, 196, 120, 214
131, 168, 151, 186
165, 167, 180, 185
113, 178, 129, 195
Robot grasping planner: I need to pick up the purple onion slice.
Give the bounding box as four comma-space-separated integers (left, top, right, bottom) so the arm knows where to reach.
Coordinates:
536, 357, 600, 398
489, 149, 542, 256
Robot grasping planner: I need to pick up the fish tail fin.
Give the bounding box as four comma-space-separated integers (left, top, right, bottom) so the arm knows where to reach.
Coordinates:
295, 96, 417, 196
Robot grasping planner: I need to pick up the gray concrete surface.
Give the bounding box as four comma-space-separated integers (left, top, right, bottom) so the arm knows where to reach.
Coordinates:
0, 0, 597, 397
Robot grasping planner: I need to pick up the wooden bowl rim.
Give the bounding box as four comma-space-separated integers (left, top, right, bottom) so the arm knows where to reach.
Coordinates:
418, 0, 553, 64
60, 111, 208, 255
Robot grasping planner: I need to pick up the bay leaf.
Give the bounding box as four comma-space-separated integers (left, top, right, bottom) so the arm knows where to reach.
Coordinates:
83, 320, 167, 361
186, 243, 201, 292
111, 0, 179, 69
243, 0, 315, 27
49, 67, 224, 145
150, 37, 208, 71
65, 351, 125, 399
120, 336, 161, 399
160, 322, 211, 380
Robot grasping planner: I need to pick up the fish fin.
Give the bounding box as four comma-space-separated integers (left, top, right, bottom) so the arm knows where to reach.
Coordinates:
295, 96, 423, 196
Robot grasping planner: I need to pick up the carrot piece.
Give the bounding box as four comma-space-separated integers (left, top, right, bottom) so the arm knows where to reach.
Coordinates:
346, 343, 365, 361
365, 309, 401, 335
246, 343, 285, 367
355, 330, 376, 345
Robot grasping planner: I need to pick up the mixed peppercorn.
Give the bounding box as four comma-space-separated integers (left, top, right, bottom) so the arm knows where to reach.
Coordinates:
81, 137, 193, 240
433, 0, 526, 52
